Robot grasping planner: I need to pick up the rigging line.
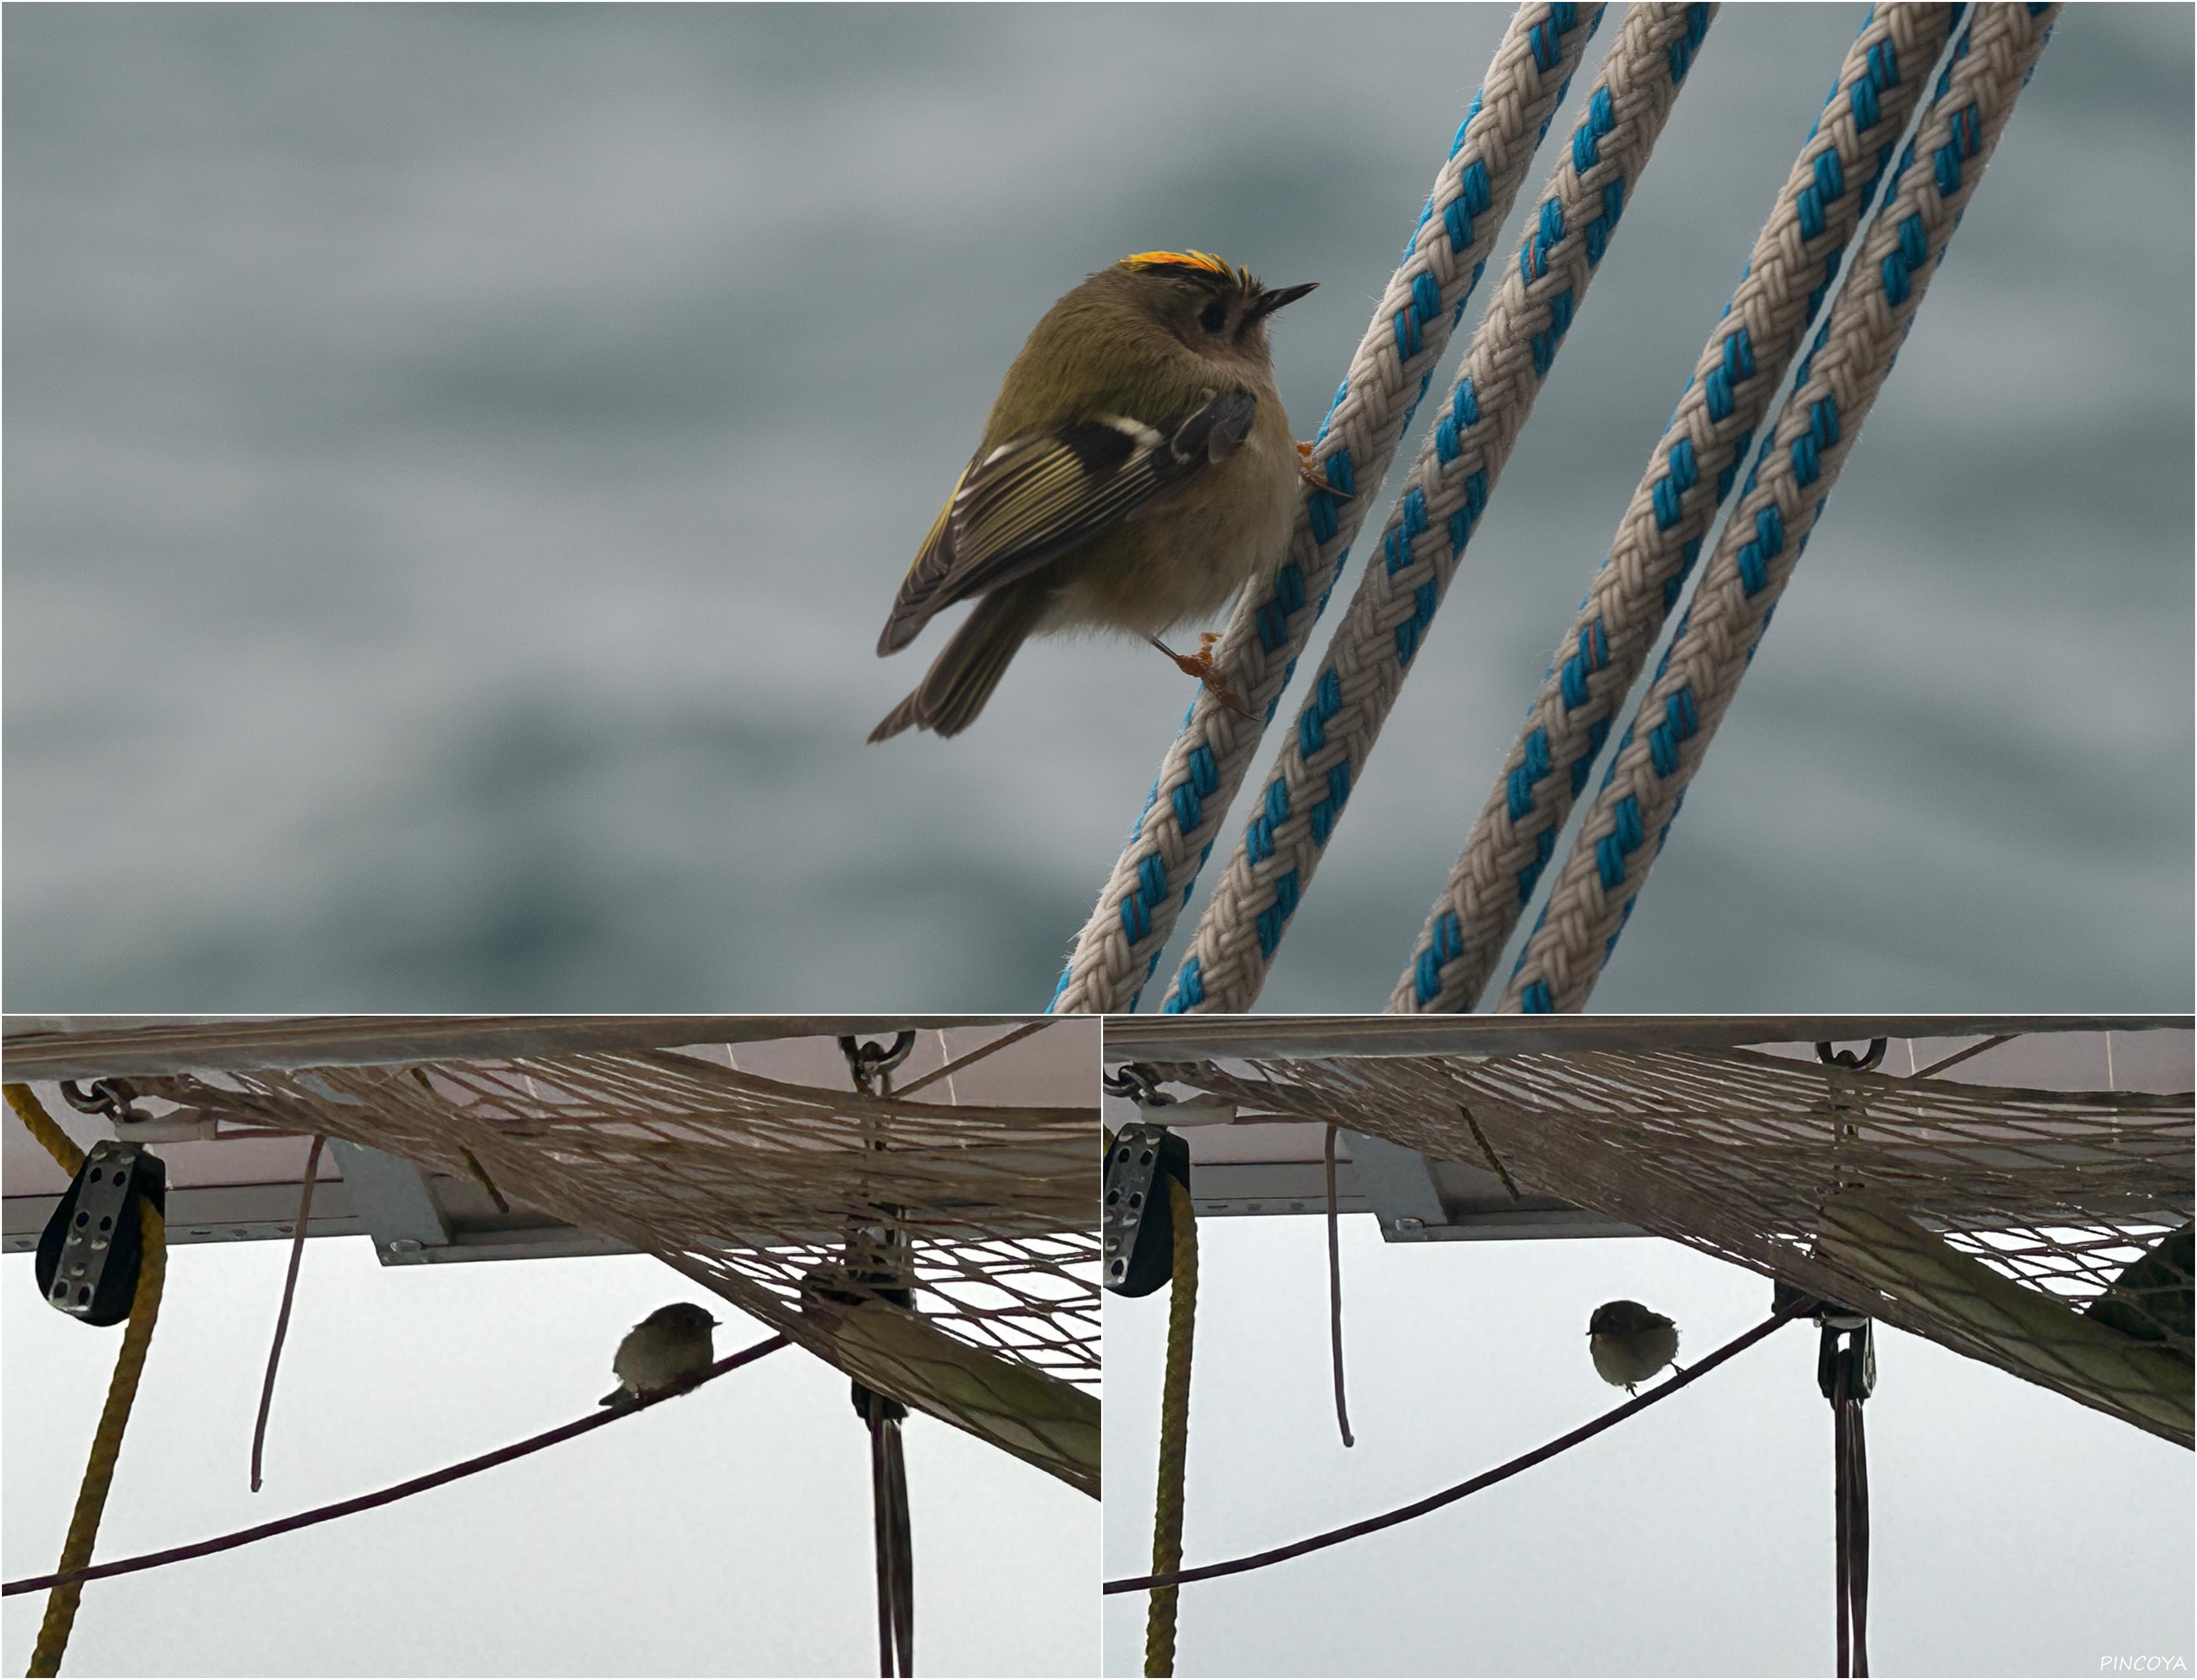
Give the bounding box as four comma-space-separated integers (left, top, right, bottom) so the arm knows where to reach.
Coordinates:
1104, 1307, 1796, 1595
1911, 1035, 2014, 1082
4, 1335, 792, 1599
1458, 1102, 1524, 1202
1144, 1175, 1199, 1678
251, 1133, 325, 1494
1324, 1125, 1354, 1449
9, 1080, 170, 1679
894, 1019, 1054, 1100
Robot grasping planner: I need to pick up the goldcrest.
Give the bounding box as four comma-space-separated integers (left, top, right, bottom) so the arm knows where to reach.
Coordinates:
599, 1301, 720, 1407
870, 250, 1318, 740
1588, 1299, 1682, 1395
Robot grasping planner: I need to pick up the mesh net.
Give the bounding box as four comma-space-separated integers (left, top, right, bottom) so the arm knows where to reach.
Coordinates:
127, 1041, 1100, 1493
1138, 1046, 2192, 1446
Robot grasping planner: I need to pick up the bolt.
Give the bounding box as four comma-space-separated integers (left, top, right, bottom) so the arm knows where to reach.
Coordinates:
388, 1237, 425, 1257
1395, 1217, 1426, 1235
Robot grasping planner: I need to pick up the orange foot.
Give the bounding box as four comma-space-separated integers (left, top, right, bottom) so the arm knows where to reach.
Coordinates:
1298, 440, 1349, 497
1148, 632, 1253, 719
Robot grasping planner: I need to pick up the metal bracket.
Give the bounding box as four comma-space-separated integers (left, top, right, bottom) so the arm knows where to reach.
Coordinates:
1820, 1317, 1876, 1405
1342, 1131, 1447, 1240
36, 1140, 168, 1325
1774, 1280, 1876, 1402
1102, 1122, 1191, 1296
327, 1140, 451, 1263
1142, 1095, 1234, 1128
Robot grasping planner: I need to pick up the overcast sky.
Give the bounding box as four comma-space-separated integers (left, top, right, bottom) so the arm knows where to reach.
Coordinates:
5, 1239, 1096, 1676
1102, 1217, 2192, 1677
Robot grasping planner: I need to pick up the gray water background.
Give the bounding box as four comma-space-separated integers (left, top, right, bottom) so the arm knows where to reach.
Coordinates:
6, 4, 2191, 1012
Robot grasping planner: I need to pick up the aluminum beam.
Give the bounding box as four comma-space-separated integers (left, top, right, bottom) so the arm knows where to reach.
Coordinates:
1186, 1153, 1641, 1241
1105, 1015, 2183, 1062
0, 1015, 1020, 1080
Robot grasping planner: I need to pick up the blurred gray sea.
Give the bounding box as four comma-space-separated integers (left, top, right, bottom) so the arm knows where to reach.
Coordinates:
6, 4, 2191, 1012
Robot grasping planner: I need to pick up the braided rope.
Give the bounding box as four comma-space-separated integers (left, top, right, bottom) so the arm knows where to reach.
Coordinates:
1143, 1175, 1198, 1678
7, 1081, 87, 1174
1393, 3, 1962, 1014
8, 1084, 167, 1679
1501, 2, 2059, 1013
1163, 3, 1717, 1015
1049, 2, 1605, 1014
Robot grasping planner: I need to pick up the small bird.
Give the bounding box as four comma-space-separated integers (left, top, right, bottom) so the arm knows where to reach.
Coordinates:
870, 249, 1321, 740
599, 1302, 720, 1407
1588, 1299, 1682, 1396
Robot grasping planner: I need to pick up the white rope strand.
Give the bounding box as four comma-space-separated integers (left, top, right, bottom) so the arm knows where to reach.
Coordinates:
1049, 3, 1606, 1015
1391, 3, 1962, 1014
1500, 3, 2061, 1013
1164, 3, 1717, 1015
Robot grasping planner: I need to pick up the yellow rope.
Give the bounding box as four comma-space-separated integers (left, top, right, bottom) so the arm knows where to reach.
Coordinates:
6, 1083, 167, 1679
6, 1084, 86, 1175
1144, 1175, 1197, 1679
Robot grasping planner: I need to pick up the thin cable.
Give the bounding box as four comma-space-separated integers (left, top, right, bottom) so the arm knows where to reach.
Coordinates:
1324, 1126, 1354, 1449
1459, 1102, 1524, 1201
1105, 1307, 1794, 1594
1911, 1035, 2012, 1080
894, 1020, 1052, 1100
5, 1335, 792, 1599
1144, 1175, 1199, 1677
887, 1420, 914, 1677
1829, 1330, 1873, 1678
1834, 1394, 1853, 1677
867, 1396, 914, 1679
870, 1405, 895, 1678
1849, 1392, 1871, 1675
251, 1133, 325, 1493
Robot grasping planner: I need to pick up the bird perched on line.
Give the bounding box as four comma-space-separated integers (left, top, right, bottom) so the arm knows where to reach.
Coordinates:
869, 249, 1323, 741
599, 1302, 720, 1407
1588, 1299, 1683, 1396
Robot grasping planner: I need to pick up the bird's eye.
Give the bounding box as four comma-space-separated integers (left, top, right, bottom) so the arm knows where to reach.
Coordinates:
1199, 299, 1228, 333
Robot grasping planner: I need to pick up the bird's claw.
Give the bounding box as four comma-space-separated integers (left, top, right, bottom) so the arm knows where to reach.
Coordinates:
1148, 632, 1254, 719
1298, 439, 1349, 498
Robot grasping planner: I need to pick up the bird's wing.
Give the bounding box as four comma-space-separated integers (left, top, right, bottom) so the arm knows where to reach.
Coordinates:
875, 388, 1257, 655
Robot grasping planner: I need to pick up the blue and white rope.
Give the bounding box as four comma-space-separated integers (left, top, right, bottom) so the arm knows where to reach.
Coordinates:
1162, 2, 1717, 1015
1050, 3, 1604, 1015
1391, 2, 1962, 1014
1500, 1, 2059, 1013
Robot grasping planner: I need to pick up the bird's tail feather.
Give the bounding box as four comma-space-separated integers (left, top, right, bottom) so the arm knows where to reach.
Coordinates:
868, 585, 1047, 742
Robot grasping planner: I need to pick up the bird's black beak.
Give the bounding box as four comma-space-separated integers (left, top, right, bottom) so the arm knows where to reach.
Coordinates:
1249, 281, 1318, 320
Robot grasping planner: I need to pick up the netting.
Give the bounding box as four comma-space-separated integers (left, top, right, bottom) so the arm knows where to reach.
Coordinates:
1135, 1047, 2192, 1446
122, 1044, 1100, 1493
